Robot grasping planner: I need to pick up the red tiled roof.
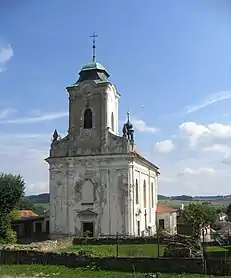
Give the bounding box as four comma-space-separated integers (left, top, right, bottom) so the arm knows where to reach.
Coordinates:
18, 210, 38, 218
156, 204, 178, 213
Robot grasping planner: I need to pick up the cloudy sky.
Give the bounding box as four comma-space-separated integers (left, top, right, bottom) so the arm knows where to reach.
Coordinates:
0, 1, 231, 196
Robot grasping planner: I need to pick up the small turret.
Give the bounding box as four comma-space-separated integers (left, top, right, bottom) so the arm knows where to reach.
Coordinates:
52, 129, 59, 142
122, 112, 135, 144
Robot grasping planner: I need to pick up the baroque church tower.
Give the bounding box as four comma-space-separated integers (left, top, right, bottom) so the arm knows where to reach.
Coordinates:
46, 35, 159, 238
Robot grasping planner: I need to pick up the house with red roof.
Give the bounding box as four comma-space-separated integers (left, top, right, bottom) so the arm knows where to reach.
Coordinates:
11, 210, 49, 243
156, 204, 178, 235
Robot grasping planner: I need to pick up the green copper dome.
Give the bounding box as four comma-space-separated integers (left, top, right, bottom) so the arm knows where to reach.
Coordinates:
81, 61, 108, 72
77, 60, 110, 83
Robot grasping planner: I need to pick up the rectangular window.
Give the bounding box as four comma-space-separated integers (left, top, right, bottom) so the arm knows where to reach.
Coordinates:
159, 219, 165, 229
135, 179, 139, 204
143, 180, 146, 207
137, 221, 140, 236
151, 182, 154, 208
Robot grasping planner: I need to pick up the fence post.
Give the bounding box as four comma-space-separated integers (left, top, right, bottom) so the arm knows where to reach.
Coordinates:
116, 232, 119, 257
202, 229, 207, 275
157, 227, 160, 258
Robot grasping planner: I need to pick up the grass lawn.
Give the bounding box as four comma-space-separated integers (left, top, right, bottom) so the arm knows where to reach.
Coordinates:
58, 244, 165, 257
0, 265, 224, 278
207, 245, 231, 252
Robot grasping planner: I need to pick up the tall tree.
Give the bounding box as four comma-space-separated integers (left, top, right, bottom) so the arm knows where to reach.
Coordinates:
183, 203, 217, 239
0, 173, 25, 243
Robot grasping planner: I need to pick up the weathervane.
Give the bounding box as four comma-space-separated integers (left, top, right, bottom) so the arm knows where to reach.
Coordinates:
90, 32, 98, 62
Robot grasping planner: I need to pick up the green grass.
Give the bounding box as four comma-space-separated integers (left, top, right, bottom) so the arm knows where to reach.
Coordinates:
59, 244, 231, 257
59, 244, 165, 257
207, 245, 231, 252
0, 265, 224, 278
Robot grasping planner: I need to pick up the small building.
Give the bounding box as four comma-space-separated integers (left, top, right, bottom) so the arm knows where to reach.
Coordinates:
156, 204, 177, 235
11, 210, 49, 243
217, 212, 228, 222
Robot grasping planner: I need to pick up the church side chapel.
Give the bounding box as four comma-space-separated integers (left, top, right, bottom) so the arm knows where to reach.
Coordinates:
46, 34, 160, 238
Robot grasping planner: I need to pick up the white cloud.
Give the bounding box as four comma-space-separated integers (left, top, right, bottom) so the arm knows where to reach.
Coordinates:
0, 108, 16, 120
179, 167, 215, 176
0, 43, 13, 72
186, 90, 231, 114
0, 132, 50, 195
133, 119, 158, 133
155, 140, 175, 153
202, 144, 231, 154
221, 154, 231, 165
179, 122, 231, 147
0, 111, 68, 124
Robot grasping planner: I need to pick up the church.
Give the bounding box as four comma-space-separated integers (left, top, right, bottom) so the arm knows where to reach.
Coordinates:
46, 38, 160, 238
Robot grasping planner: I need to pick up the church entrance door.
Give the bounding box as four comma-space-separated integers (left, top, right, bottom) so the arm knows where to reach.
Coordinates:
82, 222, 94, 237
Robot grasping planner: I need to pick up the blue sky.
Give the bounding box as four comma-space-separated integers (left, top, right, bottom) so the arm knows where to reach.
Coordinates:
0, 0, 231, 196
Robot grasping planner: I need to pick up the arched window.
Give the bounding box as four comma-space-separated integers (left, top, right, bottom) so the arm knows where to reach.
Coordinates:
135, 179, 139, 204
143, 180, 146, 208
83, 108, 92, 129
111, 112, 114, 131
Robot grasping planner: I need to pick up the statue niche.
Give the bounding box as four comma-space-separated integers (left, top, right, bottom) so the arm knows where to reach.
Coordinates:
81, 179, 95, 204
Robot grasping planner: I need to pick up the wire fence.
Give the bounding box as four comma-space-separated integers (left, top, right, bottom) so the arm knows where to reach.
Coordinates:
72, 229, 231, 258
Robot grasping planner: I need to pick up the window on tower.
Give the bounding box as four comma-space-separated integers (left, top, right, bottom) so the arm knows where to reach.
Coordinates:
83, 108, 93, 129
111, 112, 114, 131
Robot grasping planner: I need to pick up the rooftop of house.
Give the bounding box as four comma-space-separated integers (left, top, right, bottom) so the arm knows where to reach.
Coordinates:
156, 204, 178, 213
18, 210, 38, 218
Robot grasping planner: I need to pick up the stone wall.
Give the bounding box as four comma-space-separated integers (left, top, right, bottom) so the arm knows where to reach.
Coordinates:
72, 236, 163, 245
0, 250, 204, 274
2, 238, 72, 252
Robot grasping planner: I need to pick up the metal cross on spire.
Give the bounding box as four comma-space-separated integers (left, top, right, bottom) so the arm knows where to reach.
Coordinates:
90, 32, 98, 62
127, 111, 130, 122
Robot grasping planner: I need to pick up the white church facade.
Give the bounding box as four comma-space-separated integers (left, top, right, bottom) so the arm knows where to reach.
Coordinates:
46, 55, 159, 238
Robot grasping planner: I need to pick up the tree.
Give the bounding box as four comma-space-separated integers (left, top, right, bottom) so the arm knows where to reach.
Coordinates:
0, 173, 25, 243
227, 204, 231, 214
16, 197, 35, 211
16, 197, 47, 216
182, 203, 217, 239
8, 209, 21, 221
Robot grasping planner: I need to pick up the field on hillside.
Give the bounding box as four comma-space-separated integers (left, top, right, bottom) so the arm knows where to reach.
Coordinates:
32, 199, 231, 212
34, 202, 49, 210
0, 265, 223, 278
159, 198, 231, 209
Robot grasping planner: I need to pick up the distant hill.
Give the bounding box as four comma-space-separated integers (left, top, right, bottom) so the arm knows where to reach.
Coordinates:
157, 194, 231, 201
27, 193, 49, 203
25, 193, 230, 204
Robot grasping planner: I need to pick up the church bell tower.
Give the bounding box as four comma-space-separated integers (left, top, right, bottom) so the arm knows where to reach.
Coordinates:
66, 33, 119, 155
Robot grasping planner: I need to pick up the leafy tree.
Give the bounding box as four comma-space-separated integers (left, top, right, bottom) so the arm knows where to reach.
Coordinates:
16, 197, 35, 211
8, 209, 21, 221
182, 203, 217, 239
227, 204, 231, 214
0, 173, 25, 243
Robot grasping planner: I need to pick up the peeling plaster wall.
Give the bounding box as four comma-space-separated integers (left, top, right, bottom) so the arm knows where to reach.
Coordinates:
48, 156, 130, 238
131, 161, 158, 236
